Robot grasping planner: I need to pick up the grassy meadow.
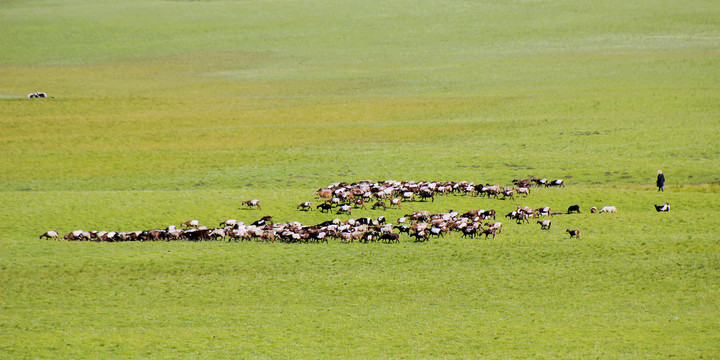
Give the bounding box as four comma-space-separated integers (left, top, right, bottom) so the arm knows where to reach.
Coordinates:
1, 0, 719, 358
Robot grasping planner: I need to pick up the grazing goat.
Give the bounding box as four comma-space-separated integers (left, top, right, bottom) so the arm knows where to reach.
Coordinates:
39, 231, 59, 240
407, 211, 431, 222
411, 231, 429, 242
428, 227, 444, 238
297, 201, 312, 211
501, 189, 515, 200
590, 207, 597, 214
372, 201, 386, 210
317, 202, 333, 213
315, 188, 332, 198
480, 209, 496, 220
513, 179, 532, 188
536, 206, 551, 217
567, 205, 580, 214
508, 211, 529, 224
418, 189, 435, 202
481, 227, 496, 239
599, 206, 617, 213
379, 224, 394, 234
229, 229, 251, 242
242, 199, 261, 210
480, 185, 502, 198
251, 216, 273, 226
379, 233, 400, 243
360, 231, 379, 243
209, 228, 227, 241
462, 226, 478, 239
260, 229, 276, 242
401, 192, 415, 201
516, 204, 534, 215
566, 229, 580, 239
353, 198, 366, 209
182, 220, 200, 228
538, 220, 551, 230
64, 230, 85, 241
654, 203, 670, 212
390, 198, 402, 209
220, 219, 237, 227
485, 222, 502, 234
547, 179, 564, 187
395, 225, 411, 235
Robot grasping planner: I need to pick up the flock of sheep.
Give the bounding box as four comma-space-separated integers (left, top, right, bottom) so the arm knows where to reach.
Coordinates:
41, 178, 624, 244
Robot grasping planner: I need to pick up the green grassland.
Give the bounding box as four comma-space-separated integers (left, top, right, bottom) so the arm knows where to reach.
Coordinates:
1, 0, 719, 358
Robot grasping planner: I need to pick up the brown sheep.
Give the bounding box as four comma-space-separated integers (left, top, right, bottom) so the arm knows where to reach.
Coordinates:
372, 201, 386, 211
315, 188, 332, 198
379, 233, 400, 243
353, 198, 367, 209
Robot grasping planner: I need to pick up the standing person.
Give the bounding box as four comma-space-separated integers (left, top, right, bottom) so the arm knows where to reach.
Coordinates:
656, 170, 665, 192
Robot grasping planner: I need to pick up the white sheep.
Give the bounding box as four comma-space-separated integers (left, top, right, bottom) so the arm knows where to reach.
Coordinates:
39, 231, 59, 240
537, 220, 551, 230
220, 219, 237, 227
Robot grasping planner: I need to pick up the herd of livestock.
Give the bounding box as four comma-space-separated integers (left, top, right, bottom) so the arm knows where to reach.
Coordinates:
41, 178, 624, 244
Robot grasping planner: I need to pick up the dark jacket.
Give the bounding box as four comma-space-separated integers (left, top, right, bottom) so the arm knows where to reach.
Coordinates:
657, 173, 665, 187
